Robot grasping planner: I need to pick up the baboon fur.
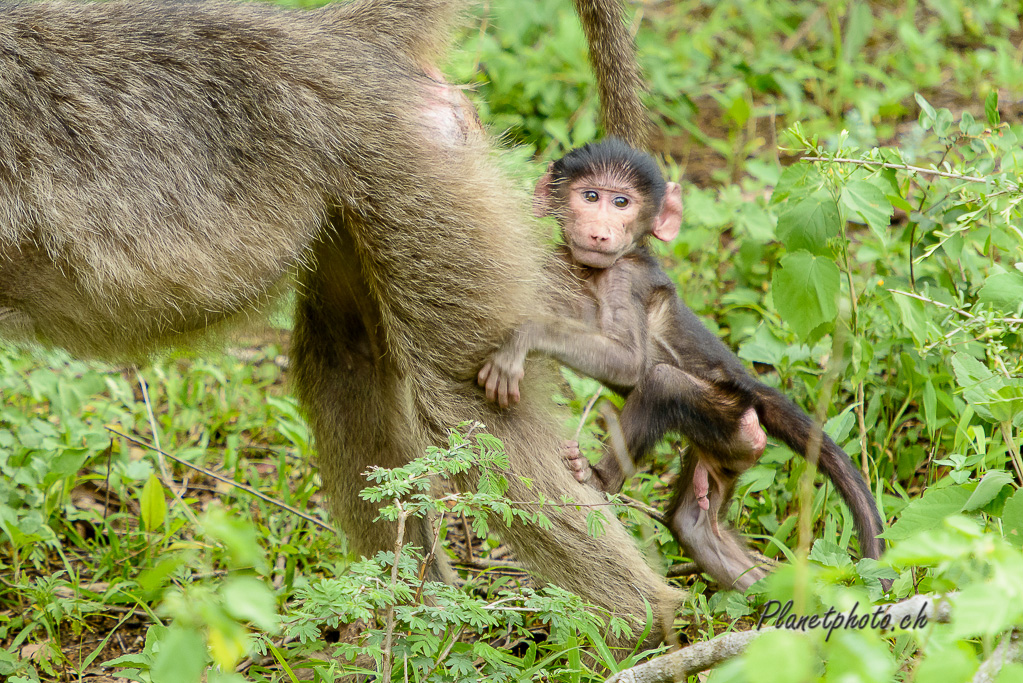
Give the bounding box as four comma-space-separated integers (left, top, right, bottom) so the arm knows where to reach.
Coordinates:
0, 0, 681, 647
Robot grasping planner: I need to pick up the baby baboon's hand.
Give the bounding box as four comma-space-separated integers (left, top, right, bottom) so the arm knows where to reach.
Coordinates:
561, 440, 592, 484
477, 343, 526, 408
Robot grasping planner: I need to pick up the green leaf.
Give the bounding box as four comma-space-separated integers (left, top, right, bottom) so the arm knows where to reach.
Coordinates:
776, 192, 842, 253
222, 576, 280, 632
1002, 488, 1023, 548
742, 630, 815, 683
840, 180, 893, 241
771, 164, 824, 204
882, 486, 971, 541
952, 583, 1023, 639
959, 110, 975, 135
726, 94, 751, 127
934, 108, 954, 138
151, 626, 206, 683
914, 643, 977, 683
771, 251, 841, 342
985, 90, 1000, 125
978, 271, 1023, 314
952, 352, 1023, 423
842, 3, 873, 61
962, 471, 1014, 511
140, 475, 167, 533
922, 381, 938, 435
915, 93, 936, 128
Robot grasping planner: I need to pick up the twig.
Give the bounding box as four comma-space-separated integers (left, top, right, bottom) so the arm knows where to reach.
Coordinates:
999, 422, 1023, 486
781, 5, 827, 52
381, 505, 408, 682
800, 156, 1019, 189
616, 494, 668, 526
606, 629, 771, 683
135, 370, 199, 527
879, 593, 952, 627
889, 289, 1023, 326
973, 630, 1023, 683
574, 387, 605, 441
420, 625, 467, 682
665, 563, 700, 579
106, 428, 334, 532
456, 557, 526, 571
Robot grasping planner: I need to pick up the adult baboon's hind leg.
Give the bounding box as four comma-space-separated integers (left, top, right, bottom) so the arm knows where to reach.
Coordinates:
290, 231, 456, 583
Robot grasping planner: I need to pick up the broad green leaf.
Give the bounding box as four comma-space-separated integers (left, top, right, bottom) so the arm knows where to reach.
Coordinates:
771, 163, 824, 204
891, 292, 936, 346
882, 486, 971, 541
915, 93, 936, 128
726, 94, 751, 127
771, 251, 840, 342
776, 192, 841, 253
202, 507, 269, 573
151, 626, 206, 683
222, 576, 279, 631
934, 108, 954, 138
742, 630, 814, 683
140, 475, 167, 532
840, 180, 893, 242
952, 352, 1023, 423
962, 470, 1014, 511
952, 583, 1023, 639
1002, 488, 1023, 548
738, 464, 775, 493
978, 271, 1023, 314
825, 632, 896, 683
914, 643, 977, 683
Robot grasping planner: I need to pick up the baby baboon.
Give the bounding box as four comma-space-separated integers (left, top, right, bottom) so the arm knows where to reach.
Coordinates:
0, 0, 681, 647
479, 138, 885, 589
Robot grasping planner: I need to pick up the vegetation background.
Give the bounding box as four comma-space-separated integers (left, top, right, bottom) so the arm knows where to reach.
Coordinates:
1, 0, 1022, 681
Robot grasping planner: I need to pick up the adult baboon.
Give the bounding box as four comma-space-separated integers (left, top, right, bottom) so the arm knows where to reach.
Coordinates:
0, 0, 680, 647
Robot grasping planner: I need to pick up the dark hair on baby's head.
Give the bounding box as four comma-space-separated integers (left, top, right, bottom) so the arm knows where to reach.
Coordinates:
550, 137, 666, 208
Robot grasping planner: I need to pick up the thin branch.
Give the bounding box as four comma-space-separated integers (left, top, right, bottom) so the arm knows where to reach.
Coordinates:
574, 387, 605, 441
381, 505, 409, 682
889, 288, 1023, 325
973, 630, 1023, 683
107, 428, 335, 532
665, 563, 700, 579
606, 629, 770, 683
801, 156, 1019, 189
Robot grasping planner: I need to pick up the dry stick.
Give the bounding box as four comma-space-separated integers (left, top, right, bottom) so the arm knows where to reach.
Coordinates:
800, 156, 1020, 189
973, 630, 1023, 683
607, 629, 772, 683
609, 594, 955, 683
665, 563, 700, 579
107, 428, 335, 532
381, 505, 408, 683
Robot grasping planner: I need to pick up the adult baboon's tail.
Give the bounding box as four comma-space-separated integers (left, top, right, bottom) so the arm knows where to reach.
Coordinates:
572, 0, 650, 148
